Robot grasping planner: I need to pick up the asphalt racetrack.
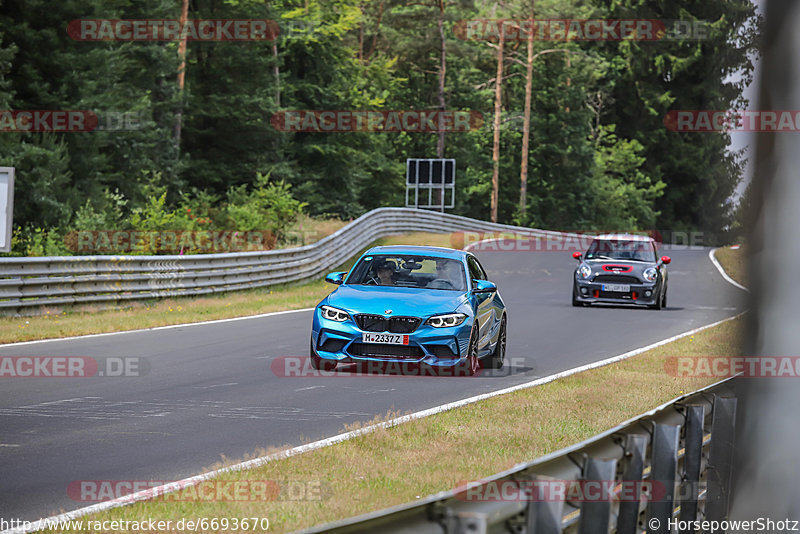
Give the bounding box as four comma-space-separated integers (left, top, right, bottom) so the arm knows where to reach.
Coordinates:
0, 243, 747, 521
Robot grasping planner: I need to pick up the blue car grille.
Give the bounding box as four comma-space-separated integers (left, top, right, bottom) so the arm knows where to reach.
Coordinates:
354, 314, 421, 334
349, 343, 424, 359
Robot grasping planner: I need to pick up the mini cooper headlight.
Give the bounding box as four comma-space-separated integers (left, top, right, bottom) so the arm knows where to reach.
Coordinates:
643, 267, 658, 282
578, 264, 592, 279
426, 313, 467, 328
320, 305, 350, 322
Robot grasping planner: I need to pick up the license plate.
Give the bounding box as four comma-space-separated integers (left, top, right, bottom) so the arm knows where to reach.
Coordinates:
362, 333, 409, 345
602, 284, 630, 292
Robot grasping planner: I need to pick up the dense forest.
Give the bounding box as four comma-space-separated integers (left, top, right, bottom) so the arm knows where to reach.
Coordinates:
0, 0, 759, 255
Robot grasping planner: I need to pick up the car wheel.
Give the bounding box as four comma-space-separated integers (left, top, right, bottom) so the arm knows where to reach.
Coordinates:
485, 316, 506, 369
457, 326, 480, 377
650, 287, 664, 310
310, 339, 337, 371
572, 286, 584, 307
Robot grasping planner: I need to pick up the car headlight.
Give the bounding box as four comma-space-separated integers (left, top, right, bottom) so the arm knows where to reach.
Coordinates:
320, 305, 350, 322
426, 313, 467, 328
578, 264, 592, 279
643, 267, 658, 282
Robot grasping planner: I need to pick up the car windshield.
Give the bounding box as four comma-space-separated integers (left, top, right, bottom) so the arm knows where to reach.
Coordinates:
346, 255, 466, 291
584, 239, 656, 262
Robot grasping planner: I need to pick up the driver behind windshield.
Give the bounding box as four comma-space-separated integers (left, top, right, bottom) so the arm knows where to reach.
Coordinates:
585, 240, 655, 262
374, 260, 396, 285
428, 258, 462, 289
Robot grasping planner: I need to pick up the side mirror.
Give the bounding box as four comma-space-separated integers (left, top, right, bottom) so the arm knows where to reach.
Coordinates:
325, 271, 346, 285
572, 251, 583, 261
473, 279, 497, 293
660, 256, 671, 265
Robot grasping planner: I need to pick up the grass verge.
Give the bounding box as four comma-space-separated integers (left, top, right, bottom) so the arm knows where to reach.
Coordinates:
43, 315, 744, 534
714, 245, 747, 287
0, 232, 454, 345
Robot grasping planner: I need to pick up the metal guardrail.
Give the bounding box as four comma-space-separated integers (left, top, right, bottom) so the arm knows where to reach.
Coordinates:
0, 207, 563, 315
298, 378, 739, 534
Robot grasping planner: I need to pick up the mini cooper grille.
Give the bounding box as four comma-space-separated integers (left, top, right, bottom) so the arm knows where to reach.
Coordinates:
349, 343, 424, 359
593, 275, 641, 284
354, 314, 421, 333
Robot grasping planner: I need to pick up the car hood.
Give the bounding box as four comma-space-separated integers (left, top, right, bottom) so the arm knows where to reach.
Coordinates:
326, 285, 468, 317
584, 260, 657, 277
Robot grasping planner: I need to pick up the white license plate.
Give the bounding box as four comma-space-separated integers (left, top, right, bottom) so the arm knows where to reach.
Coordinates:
602, 284, 630, 292
363, 333, 409, 345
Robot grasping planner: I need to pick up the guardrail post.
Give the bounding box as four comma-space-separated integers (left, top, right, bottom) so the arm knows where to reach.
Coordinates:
577, 457, 617, 534
646, 424, 680, 534
678, 404, 705, 529
617, 434, 648, 534
526, 475, 564, 534
705, 396, 737, 521
451, 511, 487, 534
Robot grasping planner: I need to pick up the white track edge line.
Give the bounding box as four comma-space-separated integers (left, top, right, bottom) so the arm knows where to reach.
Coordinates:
2, 311, 744, 534
0, 307, 314, 348
709, 248, 750, 292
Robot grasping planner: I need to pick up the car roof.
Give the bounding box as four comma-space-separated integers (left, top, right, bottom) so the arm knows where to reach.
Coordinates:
592, 233, 655, 243
364, 245, 467, 260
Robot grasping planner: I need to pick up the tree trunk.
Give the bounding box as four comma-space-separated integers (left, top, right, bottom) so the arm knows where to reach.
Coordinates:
519, 2, 534, 221
490, 33, 504, 223
269, 1, 280, 108
173, 0, 190, 146
358, 7, 364, 62
436, 0, 446, 159
565, 52, 571, 113
436, 0, 447, 211
366, 1, 385, 61
273, 43, 280, 107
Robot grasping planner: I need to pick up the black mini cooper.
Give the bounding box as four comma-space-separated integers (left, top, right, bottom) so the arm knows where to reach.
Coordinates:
571, 234, 671, 309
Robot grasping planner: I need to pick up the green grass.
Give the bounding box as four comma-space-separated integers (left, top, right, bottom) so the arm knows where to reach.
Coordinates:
714, 245, 747, 287
43, 316, 744, 534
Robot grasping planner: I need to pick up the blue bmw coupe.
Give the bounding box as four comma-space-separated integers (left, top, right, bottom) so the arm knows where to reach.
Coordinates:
310, 246, 507, 375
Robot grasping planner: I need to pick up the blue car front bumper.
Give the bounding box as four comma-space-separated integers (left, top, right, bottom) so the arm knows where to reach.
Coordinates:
311, 310, 473, 367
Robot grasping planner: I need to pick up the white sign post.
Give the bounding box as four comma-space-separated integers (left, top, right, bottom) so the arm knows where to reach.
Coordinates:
0, 167, 15, 253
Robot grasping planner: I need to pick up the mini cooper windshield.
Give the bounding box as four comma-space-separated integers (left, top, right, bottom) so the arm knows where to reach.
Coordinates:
584, 239, 657, 262
346, 255, 466, 291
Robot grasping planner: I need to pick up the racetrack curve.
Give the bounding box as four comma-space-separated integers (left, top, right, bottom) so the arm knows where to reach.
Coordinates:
0, 244, 747, 522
